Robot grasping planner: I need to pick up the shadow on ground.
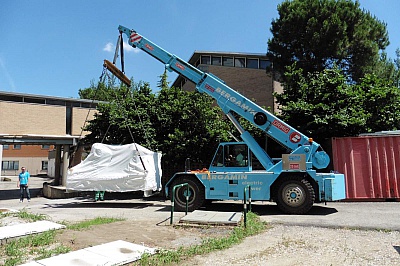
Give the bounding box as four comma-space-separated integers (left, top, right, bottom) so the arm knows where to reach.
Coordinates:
394, 246, 400, 255
0, 188, 42, 200
204, 201, 338, 216
42, 199, 169, 210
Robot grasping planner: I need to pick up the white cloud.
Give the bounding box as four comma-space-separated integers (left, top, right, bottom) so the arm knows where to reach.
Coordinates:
0, 57, 16, 91
123, 40, 140, 53
103, 42, 114, 52
103, 41, 140, 54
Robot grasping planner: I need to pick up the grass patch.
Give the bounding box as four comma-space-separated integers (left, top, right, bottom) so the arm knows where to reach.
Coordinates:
0, 216, 125, 265
66, 216, 125, 230
0, 230, 71, 266
138, 212, 268, 266
0, 208, 47, 223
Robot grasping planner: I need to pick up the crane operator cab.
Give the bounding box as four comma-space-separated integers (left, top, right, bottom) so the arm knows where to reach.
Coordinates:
210, 142, 251, 172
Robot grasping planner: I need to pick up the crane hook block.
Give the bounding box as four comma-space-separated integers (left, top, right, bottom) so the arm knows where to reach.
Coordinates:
103, 59, 131, 87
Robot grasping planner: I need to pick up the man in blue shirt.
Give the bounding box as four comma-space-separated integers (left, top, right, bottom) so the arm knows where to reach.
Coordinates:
17, 167, 30, 202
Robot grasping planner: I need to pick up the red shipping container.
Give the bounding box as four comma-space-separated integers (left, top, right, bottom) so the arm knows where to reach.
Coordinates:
332, 135, 400, 200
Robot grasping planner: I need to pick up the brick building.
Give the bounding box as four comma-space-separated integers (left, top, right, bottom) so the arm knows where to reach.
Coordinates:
172, 51, 282, 112
0, 91, 99, 180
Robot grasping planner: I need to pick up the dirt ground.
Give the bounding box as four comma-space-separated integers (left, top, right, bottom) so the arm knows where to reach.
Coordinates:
55, 220, 400, 266
56, 220, 233, 252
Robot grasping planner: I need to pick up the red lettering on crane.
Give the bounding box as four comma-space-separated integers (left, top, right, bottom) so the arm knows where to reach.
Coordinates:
145, 43, 154, 51
205, 84, 215, 92
272, 120, 290, 134
175, 62, 185, 70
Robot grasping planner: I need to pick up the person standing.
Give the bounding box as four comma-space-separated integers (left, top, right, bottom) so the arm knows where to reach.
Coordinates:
17, 167, 30, 202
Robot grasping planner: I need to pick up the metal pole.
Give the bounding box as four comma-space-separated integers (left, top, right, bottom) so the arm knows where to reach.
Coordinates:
185, 185, 189, 215
170, 186, 175, 225
243, 185, 252, 228
170, 183, 189, 225
243, 187, 247, 228
248, 185, 252, 212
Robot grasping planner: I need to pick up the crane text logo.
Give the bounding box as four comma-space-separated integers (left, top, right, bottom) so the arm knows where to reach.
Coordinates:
203, 174, 248, 180
215, 87, 257, 115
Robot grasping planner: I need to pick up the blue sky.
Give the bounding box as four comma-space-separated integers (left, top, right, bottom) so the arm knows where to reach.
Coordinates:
0, 0, 399, 98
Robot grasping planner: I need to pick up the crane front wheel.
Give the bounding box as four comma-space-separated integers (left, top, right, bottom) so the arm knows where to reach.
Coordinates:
170, 175, 205, 212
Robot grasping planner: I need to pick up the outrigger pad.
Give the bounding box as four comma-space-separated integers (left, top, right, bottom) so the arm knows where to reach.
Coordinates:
103, 59, 131, 87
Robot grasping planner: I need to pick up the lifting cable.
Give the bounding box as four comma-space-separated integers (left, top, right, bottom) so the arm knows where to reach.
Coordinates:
107, 32, 149, 172
72, 32, 151, 173
69, 67, 109, 167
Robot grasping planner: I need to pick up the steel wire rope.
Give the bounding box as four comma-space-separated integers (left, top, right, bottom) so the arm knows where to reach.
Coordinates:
69, 67, 109, 166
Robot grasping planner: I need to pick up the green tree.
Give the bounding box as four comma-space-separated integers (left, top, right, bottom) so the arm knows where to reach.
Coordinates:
276, 64, 400, 140
268, 0, 389, 82
80, 70, 232, 169
357, 74, 400, 132
276, 64, 367, 140
155, 85, 231, 168
394, 48, 400, 87
82, 80, 157, 148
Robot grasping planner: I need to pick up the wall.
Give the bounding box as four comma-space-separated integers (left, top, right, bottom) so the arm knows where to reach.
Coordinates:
72, 107, 96, 136
0, 102, 65, 135
182, 65, 278, 112
332, 136, 400, 200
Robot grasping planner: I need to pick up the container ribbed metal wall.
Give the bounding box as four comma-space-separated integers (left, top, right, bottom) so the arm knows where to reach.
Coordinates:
332, 136, 400, 200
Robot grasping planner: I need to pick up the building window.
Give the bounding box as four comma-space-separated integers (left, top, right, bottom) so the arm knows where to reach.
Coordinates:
234, 58, 245, 68
246, 58, 259, 69
200, 55, 211, 65
66, 106, 72, 135
3, 144, 9, 150
2, 160, 19, 170
223, 57, 234, 67
42, 145, 50, 149
260, 59, 271, 70
211, 56, 222, 66
41, 161, 48, 170
13, 144, 21, 150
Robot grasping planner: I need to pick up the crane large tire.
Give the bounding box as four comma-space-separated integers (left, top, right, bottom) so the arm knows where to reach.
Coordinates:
169, 175, 205, 212
276, 176, 315, 214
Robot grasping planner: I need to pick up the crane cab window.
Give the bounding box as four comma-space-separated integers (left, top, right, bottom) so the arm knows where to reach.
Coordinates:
211, 143, 249, 167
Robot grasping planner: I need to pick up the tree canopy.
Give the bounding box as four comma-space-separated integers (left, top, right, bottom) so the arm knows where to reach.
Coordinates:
267, 0, 390, 82
79, 73, 232, 168
275, 64, 400, 141
269, 0, 400, 140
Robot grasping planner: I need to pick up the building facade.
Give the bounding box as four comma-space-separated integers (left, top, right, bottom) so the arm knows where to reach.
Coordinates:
172, 51, 282, 112
0, 91, 99, 177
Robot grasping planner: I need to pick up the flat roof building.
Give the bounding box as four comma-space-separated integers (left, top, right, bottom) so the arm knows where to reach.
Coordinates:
172, 51, 282, 112
0, 90, 100, 180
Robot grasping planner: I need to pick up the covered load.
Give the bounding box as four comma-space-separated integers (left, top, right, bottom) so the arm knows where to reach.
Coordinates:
66, 143, 162, 195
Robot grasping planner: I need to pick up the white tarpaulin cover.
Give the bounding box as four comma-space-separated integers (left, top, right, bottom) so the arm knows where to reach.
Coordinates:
66, 143, 162, 193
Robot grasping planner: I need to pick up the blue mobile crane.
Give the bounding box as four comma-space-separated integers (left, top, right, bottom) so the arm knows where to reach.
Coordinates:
118, 25, 346, 214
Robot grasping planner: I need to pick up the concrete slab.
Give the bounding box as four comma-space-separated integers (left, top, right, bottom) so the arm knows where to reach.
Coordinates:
180, 210, 242, 225
32, 240, 156, 266
0, 221, 65, 241
85, 240, 156, 264
36, 249, 111, 266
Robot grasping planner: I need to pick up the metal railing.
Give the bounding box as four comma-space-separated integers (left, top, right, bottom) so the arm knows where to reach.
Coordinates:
243, 185, 252, 228
170, 183, 189, 225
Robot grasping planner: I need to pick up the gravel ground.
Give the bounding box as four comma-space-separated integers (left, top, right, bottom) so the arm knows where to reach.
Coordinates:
185, 225, 400, 266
